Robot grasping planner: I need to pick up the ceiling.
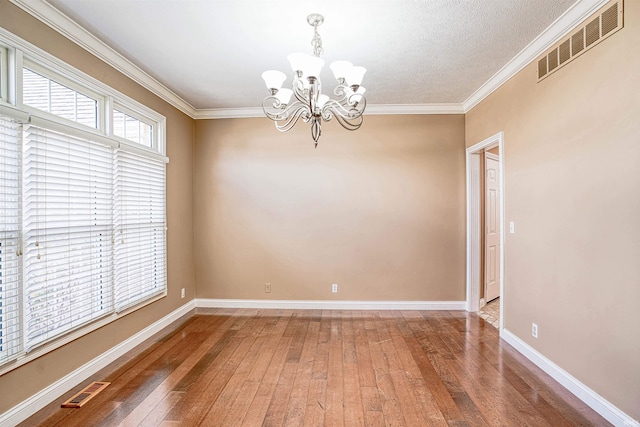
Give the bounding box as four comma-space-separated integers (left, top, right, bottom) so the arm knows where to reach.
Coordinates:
39, 0, 582, 112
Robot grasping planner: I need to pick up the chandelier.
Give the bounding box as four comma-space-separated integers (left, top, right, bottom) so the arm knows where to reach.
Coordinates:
261, 13, 367, 147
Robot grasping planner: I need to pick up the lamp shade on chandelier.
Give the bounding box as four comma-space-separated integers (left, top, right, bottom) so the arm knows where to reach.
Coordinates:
261, 13, 367, 147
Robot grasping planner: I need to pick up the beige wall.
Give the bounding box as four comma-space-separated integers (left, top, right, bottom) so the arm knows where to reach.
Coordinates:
0, 1, 195, 413
466, 1, 640, 419
194, 115, 466, 301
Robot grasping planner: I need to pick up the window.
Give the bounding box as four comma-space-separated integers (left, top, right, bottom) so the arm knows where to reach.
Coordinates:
0, 33, 167, 371
0, 107, 167, 363
113, 108, 153, 147
22, 125, 114, 350
0, 116, 21, 364
114, 150, 166, 311
23, 66, 99, 129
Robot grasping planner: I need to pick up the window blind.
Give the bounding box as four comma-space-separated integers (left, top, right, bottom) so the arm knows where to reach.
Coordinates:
0, 116, 22, 363
113, 109, 153, 147
23, 67, 98, 129
23, 125, 114, 351
114, 148, 166, 312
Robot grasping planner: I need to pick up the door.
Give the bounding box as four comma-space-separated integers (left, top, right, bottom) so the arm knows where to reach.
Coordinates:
484, 153, 501, 302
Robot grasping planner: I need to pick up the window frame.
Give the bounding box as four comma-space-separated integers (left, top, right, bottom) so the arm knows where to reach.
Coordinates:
111, 98, 166, 155
0, 28, 168, 375
0, 44, 7, 102
21, 59, 106, 133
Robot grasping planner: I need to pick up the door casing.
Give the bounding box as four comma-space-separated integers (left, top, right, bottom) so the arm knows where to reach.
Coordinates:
466, 132, 505, 332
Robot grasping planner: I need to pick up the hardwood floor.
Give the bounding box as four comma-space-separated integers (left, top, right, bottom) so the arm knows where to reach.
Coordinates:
23, 309, 609, 426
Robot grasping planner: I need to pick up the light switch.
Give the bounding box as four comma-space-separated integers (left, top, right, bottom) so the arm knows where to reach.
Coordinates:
509, 221, 515, 234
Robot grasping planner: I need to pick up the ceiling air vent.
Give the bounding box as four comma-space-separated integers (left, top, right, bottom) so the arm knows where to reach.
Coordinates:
537, 0, 623, 81
559, 39, 571, 65
548, 48, 559, 72
572, 28, 585, 56
585, 17, 601, 47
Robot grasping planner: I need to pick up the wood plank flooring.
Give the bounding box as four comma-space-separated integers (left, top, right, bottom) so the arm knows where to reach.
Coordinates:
22, 309, 609, 426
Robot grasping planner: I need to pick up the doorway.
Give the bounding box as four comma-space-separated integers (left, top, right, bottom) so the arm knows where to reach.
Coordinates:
465, 132, 505, 332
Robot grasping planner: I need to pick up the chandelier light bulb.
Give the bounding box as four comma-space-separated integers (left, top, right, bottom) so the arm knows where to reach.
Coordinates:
287, 53, 308, 75
346, 66, 367, 87
288, 53, 325, 79
329, 60, 353, 81
262, 70, 287, 92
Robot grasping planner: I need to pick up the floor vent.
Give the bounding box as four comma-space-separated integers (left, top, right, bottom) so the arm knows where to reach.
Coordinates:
537, 0, 623, 81
61, 381, 110, 408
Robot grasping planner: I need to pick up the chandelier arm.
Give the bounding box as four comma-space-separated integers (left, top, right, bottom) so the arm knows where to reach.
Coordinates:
331, 85, 368, 115
291, 79, 308, 104
332, 110, 364, 131
262, 96, 286, 120
274, 105, 311, 133
324, 96, 367, 120
348, 94, 367, 117
262, 96, 307, 121
322, 101, 365, 131
337, 113, 364, 131
333, 84, 349, 101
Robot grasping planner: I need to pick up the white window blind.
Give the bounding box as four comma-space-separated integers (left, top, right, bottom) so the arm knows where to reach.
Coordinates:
0, 116, 22, 363
114, 148, 166, 312
23, 125, 114, 351
23, 67, 98, 129
113, 109, 153, 147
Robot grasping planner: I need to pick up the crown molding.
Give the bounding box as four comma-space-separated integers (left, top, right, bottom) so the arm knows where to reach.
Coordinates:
462, 0, 609, 112
365, 103, 464, 115
194, 103, 465, 120
9, 0, 197, 118
194, 107, 265, 119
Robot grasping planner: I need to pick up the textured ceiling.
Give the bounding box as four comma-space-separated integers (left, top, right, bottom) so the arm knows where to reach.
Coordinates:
45, 0, 579, 110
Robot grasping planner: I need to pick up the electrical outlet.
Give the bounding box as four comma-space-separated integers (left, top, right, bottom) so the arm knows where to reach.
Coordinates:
532, 323, 538, 338
265, 283, 271, 293
331, 283, 338, 293
181, 288, 185, 299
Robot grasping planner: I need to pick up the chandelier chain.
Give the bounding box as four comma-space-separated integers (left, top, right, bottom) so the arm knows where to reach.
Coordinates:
311, 24, 323, 58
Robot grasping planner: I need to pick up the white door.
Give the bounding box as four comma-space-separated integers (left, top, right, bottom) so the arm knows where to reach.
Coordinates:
484, 153, 501, 302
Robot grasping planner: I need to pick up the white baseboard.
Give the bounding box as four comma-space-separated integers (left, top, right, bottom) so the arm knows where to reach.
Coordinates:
0, 300, 196, 427
195, 298, 466, 311
501, 329, 638, 427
